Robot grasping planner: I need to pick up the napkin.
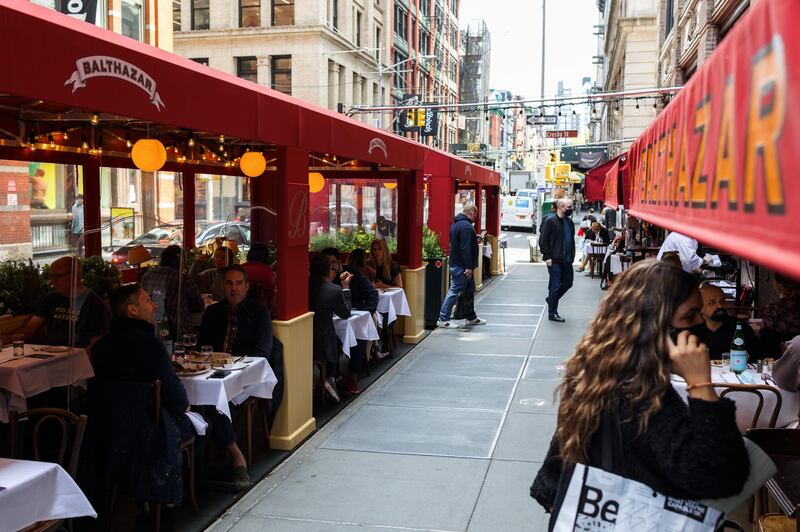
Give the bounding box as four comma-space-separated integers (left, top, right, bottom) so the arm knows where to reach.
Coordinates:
185, 411, 207, 436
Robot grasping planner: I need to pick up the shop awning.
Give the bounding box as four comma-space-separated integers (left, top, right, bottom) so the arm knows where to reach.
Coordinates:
585, 156, 618, 202
626, 0, 800, 279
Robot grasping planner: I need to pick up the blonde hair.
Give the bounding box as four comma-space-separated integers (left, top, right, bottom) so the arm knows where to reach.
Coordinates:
369, 238, 392, 281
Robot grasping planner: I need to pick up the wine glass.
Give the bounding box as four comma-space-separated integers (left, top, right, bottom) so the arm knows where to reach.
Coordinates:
200, 345, 213, 364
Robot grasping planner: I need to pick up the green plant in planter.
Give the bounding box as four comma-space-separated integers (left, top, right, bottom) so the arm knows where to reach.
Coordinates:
422, 225, 445, 259
0, 259, 48, 316
80, 256, 121, 299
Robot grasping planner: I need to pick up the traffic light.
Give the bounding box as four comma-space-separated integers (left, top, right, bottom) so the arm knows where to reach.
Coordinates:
405, 109, 416, 128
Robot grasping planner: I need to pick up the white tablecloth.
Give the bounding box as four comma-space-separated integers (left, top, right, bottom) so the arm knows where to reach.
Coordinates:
377, 288, 411, 326
581, 240, 608, 257
610, 254, 624, 274
482, 244, 492, 259
0, 345, 94, 423
179, 357, 277, 419
672, 366, 799, 431
0, 458, 96, 532
333, 310, 381, 357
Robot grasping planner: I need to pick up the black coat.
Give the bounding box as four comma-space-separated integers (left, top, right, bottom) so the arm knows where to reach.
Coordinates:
309, 278, 352, 363
339, 267, 378, 313
449, 213, 478, 269
199, 296, 273, 357
539, 214, 576, 263
530, 388, 749, 517
584, 227, 611, 245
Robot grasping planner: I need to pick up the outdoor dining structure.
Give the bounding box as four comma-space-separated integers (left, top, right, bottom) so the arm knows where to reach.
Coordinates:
0, 0, 499, 466
596, 0, 800, 528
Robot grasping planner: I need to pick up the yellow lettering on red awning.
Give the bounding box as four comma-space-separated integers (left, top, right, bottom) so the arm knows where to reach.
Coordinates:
712, 77, 738, 210
675, 121, 691, 207
665, 124, 677, 207
744, 36, 786, 214
690, 96, 711, 208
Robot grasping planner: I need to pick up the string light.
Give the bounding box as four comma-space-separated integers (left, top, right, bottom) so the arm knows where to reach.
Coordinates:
635, 99, 640, 111
125, 133, 132, 149
48, 134, 55, 148
218, 135, 225, 143
81, 132, 89, 151
97, 135, 104, 153
61, 130, 69, 140
90, 112, 99, 126
188, 135, 195, 147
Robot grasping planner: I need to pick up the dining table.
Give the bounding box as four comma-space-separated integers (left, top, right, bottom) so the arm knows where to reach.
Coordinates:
333, 310, 381, 357
0, 457, 96, 532
672, 366, 799, 432
0, 344, 94, 423
178, 356, 277, 420
376, 287, 411, 327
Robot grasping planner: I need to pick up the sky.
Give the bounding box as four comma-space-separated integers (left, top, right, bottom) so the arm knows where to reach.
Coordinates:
459, 0, 599, 100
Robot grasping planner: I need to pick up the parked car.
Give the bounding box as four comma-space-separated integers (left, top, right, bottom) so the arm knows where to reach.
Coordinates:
111, 221, 250, 269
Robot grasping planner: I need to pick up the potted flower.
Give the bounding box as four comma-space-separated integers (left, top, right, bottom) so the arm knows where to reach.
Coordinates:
0, 259, 49, 334
422, 225, 447, 329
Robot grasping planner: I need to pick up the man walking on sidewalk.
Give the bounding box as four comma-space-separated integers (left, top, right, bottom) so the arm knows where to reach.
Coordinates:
437, 203, 486, 328
539, 198, 576, 322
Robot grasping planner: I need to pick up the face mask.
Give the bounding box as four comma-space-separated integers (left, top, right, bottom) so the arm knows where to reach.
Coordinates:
709, 308, 727, 322
564, 208, 574, 217
667, 324, 707, 344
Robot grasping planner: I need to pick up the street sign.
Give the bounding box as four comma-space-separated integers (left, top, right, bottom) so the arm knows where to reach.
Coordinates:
546, 130, 578, 139
528, 115, 558, 125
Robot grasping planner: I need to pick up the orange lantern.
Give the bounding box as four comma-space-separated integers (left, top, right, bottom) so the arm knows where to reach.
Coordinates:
309, 172, 325, 193
131, 139, 167, 172
240, 151, 266, 177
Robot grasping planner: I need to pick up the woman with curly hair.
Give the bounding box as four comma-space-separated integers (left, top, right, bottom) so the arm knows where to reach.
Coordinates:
531, 260, 749, 524
369, 238, 402, 289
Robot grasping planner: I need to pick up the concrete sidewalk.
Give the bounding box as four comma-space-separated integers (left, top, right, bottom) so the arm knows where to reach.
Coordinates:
206, 262, 603, 532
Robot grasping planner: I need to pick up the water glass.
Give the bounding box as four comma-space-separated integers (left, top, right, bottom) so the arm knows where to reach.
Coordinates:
721, 352, 731, 372
173, 342, 185, 360
12, 334, 24, 358
183, 333, 197, 352
200, 345, 213, 363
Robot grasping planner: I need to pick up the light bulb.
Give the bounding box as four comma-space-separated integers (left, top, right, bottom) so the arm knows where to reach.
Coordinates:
48, 134, 55, 148
62, 130, 69, 140
218, 135, 225, 143
90, 112, 99, 126
188, 137, 195, 147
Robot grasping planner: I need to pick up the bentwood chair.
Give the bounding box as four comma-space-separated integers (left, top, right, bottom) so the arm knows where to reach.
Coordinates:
714, 383, 783, 429
9, 408, 88, 532
747, 430, 800, 532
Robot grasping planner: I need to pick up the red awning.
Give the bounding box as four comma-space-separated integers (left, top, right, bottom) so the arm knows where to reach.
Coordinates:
585, 156, 618, 202
603, 158, 620, 208
626, 0, 800, 280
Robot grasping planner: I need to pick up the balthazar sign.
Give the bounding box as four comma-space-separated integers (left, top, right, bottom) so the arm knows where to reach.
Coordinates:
65, 56, 165, 110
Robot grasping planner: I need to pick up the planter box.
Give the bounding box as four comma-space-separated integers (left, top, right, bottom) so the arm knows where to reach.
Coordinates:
424, 257, 448, 329
0, 314, 31, 335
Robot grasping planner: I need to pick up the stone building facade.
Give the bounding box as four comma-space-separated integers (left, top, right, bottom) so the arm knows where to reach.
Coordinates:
173, 0, 393, 126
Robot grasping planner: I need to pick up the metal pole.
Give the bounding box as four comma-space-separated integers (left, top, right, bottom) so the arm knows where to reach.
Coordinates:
540, 0, 546, 99
376, 46, 383, 128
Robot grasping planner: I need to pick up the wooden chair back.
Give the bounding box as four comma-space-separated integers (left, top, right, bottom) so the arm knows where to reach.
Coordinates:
714, 383, 783, 429
9, 407, 88, 478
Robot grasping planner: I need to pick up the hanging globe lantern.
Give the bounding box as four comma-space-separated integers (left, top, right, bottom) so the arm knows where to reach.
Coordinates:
131, 139, 167, 172
309, 172, 325, 193
240, 151, 267, 177
383, 182, 398, 190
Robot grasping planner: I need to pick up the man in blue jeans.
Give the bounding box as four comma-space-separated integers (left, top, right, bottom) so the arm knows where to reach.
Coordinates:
539, 198, 576, 322
437, 203, 487, 328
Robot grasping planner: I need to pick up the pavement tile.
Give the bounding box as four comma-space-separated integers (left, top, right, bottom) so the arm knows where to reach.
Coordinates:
321, 404, 503, 457
420, 334, 533, 356
403, 352, 525, 379
524, 357, 567, 380
458, 324, 536, 339
467, 460, 551, 532
492, 412, 557, 462
249, 449, 488, 531
510, 379, 560, 414
369, 373, 517, 411
228, 516, 433, 532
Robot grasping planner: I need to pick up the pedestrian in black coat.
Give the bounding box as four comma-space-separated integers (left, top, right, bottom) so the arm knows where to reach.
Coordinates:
539, 199, 576, 321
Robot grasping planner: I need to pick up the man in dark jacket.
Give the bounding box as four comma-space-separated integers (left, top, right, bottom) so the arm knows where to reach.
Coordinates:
321, 247, 377, 394
437, 203, 486, 328
93, 283, 250, 492
539, 198, 576, 322
309, 254, 352, 402
199, 265, 273, 358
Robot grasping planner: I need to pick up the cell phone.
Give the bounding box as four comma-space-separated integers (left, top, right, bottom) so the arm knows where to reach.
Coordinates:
667, 326, 680, 344
207, 370, 231, 379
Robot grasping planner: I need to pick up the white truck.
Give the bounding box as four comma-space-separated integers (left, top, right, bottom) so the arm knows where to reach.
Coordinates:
501, 191, 538, 232
508, 171, 535, 193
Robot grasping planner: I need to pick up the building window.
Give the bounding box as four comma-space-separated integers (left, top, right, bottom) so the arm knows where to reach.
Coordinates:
172, 0, 181, 31
240, 0, 260, 27
272, 0, 294, 26
394, 5, 408, 42
191, 57, 209, 65
375, 26, 381, 58
332, 0, 338, 29
665, 0, 674, 36
450, 0, 457, 16
420, 0, 429, 17
237, 56, 258, 82
355, 10, 362, 46
271, 55, 292, 95
393, 51, 407, 92
419, 29, 430, 54
121, 0, 144, 40
191, 0, 209, 29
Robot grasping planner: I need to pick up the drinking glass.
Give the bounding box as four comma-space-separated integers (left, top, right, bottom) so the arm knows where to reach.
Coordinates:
173, 341, 185, 360
201, 345, 213, 363
183, 333, 197, 354
721, 352, 731, 372
12, 334, 24, 358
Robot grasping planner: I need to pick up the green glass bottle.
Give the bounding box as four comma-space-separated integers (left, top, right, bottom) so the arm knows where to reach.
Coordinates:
730, 322, 747, 374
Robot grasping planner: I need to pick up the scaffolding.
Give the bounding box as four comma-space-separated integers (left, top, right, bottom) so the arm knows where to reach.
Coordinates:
459, 19, 491, 145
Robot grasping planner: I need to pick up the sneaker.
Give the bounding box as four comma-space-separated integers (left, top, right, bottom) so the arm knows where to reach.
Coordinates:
548, 314, 566, 323
323, 377, 340, 402
376, 350, 391, 359
345, 376, 360, 395
436, 320, 455, 328
465, 317, 487, 326
231, 466, 251, 491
